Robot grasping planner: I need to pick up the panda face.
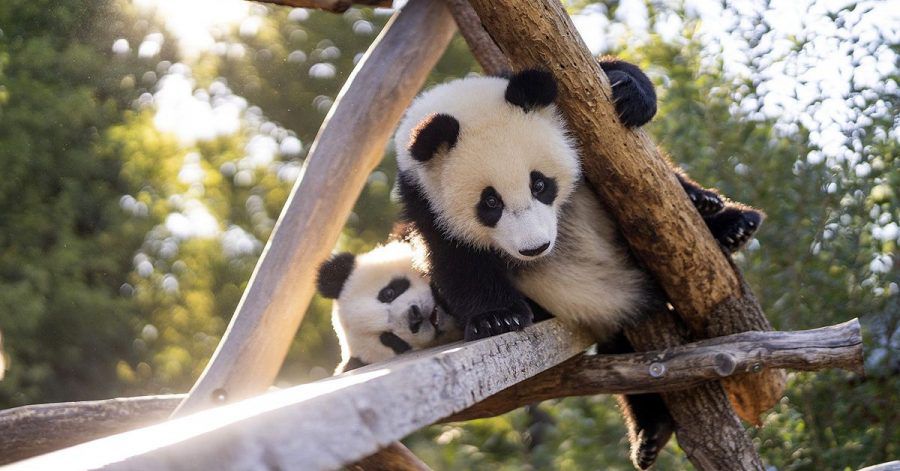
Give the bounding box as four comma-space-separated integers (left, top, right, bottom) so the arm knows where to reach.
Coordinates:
395, 72, 581, 262
318, 241, 457, 365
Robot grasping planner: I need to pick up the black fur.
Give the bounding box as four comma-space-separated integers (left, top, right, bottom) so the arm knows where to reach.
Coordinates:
676, 171, 725, 217
476, 187, 504, 228
674, 169, 765, 252
620, 393, 675, 470
705, 206, 764, 253
598, 57, 657, 128
408, 113, 459, 162
505, 69, 558, 112
531, 171, 558, 206
316, 252, 356, 299
398, 172, 533, 341
379, 331, 412, 355
342, 356, 368, 372
377, 277, 410, 303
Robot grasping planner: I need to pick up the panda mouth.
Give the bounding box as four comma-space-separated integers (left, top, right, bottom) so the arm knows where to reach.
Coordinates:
429, 306, 440, 329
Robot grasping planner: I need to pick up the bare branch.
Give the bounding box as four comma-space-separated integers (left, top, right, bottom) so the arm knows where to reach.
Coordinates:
171, 0, 457, 418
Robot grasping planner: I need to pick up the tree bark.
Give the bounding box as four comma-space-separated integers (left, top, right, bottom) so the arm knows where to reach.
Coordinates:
447, 319, 861, 422
443, 0, 509, 75
171, 0, 457, 418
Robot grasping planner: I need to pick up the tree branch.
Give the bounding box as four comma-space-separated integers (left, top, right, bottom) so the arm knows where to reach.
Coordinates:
1, 320, 861, 465
446, 319, 862, 421
443, 0, 509, 75
171, 0, 457, 418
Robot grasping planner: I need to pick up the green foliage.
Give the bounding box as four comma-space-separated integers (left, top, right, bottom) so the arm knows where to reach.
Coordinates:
0, 0, 173, 405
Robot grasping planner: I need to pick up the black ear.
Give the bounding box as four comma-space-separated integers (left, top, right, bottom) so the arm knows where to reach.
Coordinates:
316, 252, 356, 299
505, 69, 558, 112
408, 113, 460, 162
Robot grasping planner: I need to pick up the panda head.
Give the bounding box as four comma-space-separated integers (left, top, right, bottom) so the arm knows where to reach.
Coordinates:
316, 241, 456, 367
395, 70, 581, 262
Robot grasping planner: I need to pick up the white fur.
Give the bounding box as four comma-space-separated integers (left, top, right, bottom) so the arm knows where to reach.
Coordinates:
395, 76, 581, 257
395, 76, 649, 337
331, 241, 455, 366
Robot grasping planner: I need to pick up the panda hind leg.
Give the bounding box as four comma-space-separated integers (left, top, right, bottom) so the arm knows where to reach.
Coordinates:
676, 171, 725, 217
618, 393, 676, 470
704, 204, 765, 253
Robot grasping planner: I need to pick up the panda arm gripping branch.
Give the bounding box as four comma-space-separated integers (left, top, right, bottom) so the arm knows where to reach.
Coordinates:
598, 56, 764, 253
397, 173, 534, 341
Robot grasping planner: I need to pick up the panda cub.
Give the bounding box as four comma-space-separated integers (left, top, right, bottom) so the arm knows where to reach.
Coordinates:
317, 240, 459, 374
393, 58, 762, 469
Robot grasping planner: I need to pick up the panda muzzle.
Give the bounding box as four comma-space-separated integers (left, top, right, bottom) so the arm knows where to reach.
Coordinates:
408, 305, 425, 334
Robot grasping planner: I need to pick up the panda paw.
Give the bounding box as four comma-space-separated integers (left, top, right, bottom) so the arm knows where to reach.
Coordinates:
686, 186, 725, 217
705, 206, 764, 253
464, 302, 533, 341
631, 420, 675, 470
607, 70, 657, 128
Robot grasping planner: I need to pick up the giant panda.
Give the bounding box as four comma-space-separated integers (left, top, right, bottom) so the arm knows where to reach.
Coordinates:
392, 58, 763, 469
316, 240, 460, 374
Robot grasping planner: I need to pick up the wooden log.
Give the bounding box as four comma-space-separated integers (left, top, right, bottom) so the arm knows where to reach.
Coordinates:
1, 320, 862, 465
7, 320, 593, 471
254, 0, 392, 13
0, 395, 184, 465
466, 0, 784, 424
171, 0, 457, 418
447, 319, 862, 421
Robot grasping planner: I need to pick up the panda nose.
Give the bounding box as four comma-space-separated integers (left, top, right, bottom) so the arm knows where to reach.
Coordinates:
519, 242, 550, 257
408, 305, 424, 334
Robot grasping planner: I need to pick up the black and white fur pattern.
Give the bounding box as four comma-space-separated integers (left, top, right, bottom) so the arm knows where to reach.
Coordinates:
393, 58, 762, 469
317, 241, 459, 374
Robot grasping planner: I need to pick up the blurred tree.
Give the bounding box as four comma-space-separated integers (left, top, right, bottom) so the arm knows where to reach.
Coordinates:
0, 0, 177, 406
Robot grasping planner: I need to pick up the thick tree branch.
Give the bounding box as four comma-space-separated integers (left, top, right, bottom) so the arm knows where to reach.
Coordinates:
446, 319, 862, 421
2, 320, 861, 465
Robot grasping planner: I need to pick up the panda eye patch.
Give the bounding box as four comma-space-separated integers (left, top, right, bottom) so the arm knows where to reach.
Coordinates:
530, 171, 558, 205
476, 187, 504, 228
378, 277, 410, 303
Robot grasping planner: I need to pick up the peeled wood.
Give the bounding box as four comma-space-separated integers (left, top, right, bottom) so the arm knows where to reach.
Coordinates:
172, 0, 457, 418
0, 395, 184, 465
447, 319, 862, 421
465, 0, 784, 424
9, 321, 592, 471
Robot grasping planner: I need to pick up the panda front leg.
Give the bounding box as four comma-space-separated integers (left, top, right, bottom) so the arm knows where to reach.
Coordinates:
598, 57, 657, 128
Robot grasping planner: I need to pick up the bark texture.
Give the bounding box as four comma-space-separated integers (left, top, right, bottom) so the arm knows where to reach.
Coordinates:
444, 0, 509, 75
447, 319, 861, 422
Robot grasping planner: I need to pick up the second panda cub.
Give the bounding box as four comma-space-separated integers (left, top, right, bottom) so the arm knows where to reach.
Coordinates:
317, 240, 460, 374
